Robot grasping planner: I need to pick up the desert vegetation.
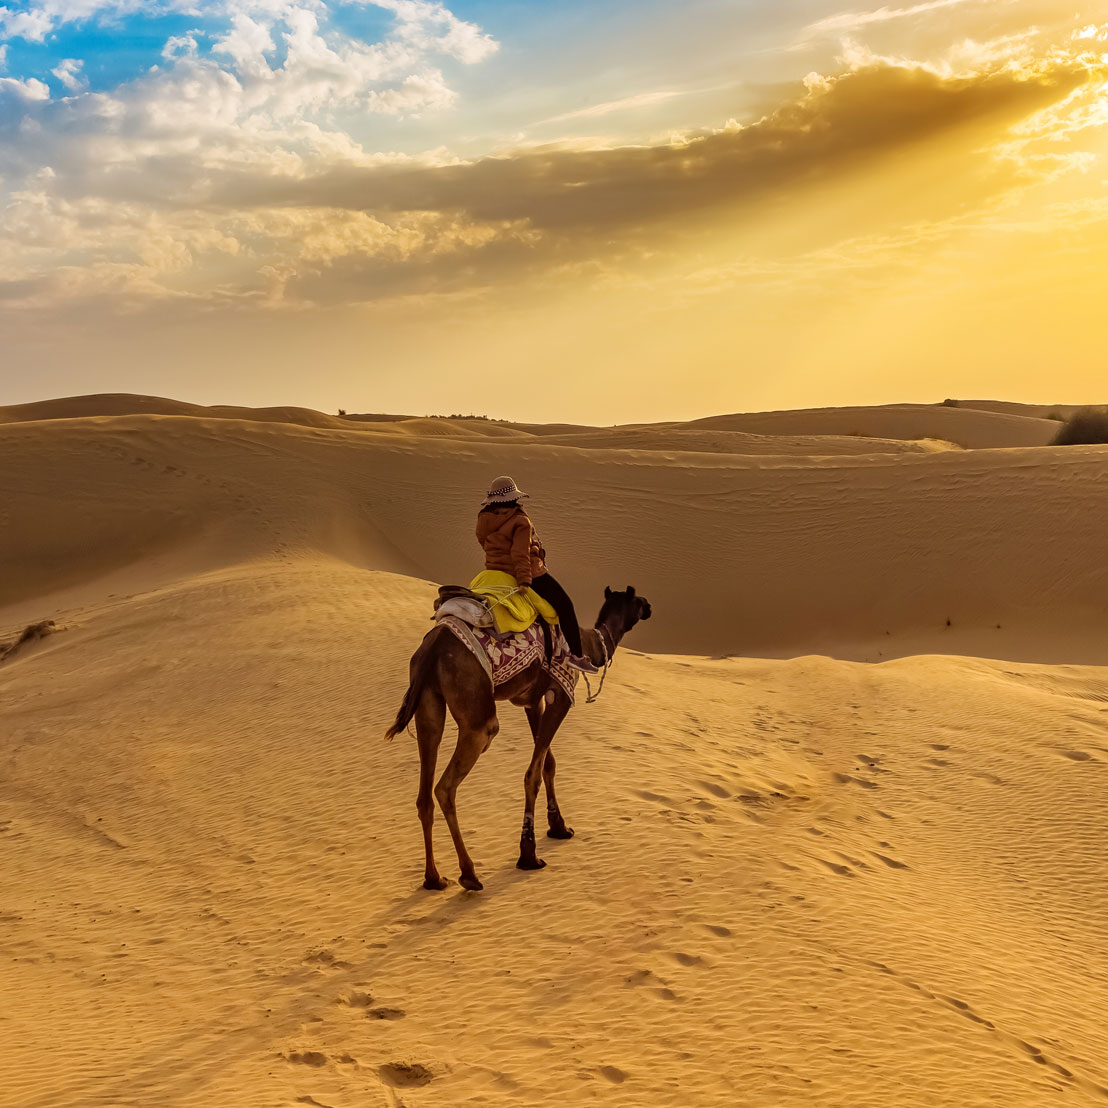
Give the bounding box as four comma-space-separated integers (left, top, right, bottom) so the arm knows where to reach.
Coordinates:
1050, 407, 1108, 445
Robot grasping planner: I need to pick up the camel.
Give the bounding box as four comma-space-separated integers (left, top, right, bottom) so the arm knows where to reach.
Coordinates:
385, 586, 652, 891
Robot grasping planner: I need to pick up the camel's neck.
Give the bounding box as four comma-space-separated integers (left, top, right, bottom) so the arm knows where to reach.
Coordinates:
583, 617, 623, 667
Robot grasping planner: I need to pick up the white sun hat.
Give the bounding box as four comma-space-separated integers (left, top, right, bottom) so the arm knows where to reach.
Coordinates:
482, 475, 529, 506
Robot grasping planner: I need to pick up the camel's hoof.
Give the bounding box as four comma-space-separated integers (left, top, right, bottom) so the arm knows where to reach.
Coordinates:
423, 875, 449, 891
458, 874, 484, 891
516, 856, 547, 871
547, 826, 575, 840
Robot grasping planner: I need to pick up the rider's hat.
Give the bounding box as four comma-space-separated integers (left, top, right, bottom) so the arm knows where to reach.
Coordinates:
482, 475, 529, 506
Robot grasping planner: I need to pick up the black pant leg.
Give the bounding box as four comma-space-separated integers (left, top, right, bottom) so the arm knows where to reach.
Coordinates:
530, 573, 583, 656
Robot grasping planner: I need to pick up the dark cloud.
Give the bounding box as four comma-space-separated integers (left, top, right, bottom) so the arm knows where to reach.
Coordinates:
220, 58, 1094, 234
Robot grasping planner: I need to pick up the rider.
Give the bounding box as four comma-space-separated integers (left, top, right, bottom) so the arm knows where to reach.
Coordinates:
476, 475, 598, 674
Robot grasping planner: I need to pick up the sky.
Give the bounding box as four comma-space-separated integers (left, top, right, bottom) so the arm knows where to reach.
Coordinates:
1, 0, 1107, 422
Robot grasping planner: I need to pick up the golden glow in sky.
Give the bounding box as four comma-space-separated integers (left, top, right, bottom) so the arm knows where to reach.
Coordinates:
1, 0, 1107, 420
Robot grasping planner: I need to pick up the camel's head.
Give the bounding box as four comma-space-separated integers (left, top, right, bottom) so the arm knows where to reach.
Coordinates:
601, 585, 652, 634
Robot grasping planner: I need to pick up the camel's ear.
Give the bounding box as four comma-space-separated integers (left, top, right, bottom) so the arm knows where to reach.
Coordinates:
605, 586, 613, 599
627, 585, 636, 598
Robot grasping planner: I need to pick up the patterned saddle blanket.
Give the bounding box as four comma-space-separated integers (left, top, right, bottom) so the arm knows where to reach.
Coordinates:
439, 616, 579, 704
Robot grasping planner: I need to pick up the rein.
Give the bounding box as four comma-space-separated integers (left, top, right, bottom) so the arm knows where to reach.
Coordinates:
581, 623, 613, 705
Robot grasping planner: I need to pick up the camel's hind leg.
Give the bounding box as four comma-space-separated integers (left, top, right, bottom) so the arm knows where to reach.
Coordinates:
415, 690, 448, 891
435, 718, 498, 891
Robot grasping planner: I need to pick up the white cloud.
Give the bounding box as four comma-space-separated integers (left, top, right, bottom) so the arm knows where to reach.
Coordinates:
802, 0, 989, 40
539, 89, 690, 126
0, 1, 502, 309
0, 75, 50, 100
51, 58, 87, 92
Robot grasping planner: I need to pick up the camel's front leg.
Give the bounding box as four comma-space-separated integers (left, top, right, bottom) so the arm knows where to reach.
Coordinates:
518, 693, 571, 870
542, 748, 574, 839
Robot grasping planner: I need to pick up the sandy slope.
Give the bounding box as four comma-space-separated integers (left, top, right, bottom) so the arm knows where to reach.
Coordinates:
687, 404, 1058, 449
4, 560, 1108, 1108
3, 412, 1107, 660
3, 399, 1108, 1107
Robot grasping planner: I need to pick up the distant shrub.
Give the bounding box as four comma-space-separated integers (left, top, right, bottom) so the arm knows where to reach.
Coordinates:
337, 408, 347, 416
941, 398, 960, 407
1051, 407, 1108, 445
427, 413, 492, 421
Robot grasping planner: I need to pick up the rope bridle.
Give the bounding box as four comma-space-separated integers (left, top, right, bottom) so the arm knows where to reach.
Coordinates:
581, 623, 613, 704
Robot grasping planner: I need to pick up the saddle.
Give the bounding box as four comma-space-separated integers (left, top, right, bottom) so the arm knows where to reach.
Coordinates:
432, 579, 555, 665
431, 571, 560, 637
432, 585, 495, 629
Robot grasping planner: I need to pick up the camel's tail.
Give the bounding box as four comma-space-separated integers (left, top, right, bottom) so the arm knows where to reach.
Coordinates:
384, 625, 446, 741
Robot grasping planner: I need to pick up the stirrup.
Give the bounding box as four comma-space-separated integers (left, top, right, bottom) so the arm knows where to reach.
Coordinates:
567, 654, 599, 674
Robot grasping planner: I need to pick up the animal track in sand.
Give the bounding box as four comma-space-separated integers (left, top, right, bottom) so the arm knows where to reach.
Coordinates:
378, 1062, 434, 1088
366, 1007, 406, 1020
697, 780, 731, 798
625, 968, 667, 987
284, 1051, 328, 1067
862, 960, 1108, 1097
304, 948, 351, 970
338, 989, 373, 1008
871, 851, 910, 870
669, 952, 705, 967
832, 772, 878, 790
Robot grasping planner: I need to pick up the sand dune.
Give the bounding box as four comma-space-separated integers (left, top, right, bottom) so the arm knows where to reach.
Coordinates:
3, 410, 1106, 659
535, 426, 953, 456
4, 392, 1066, 453
4, 397, 1108, 1107
686, 404, 1058, 449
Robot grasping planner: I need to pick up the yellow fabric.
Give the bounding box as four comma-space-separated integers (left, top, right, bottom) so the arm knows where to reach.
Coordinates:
468, 570, 559, 634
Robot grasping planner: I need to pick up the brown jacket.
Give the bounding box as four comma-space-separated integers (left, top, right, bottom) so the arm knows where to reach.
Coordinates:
475, 506, 547, 586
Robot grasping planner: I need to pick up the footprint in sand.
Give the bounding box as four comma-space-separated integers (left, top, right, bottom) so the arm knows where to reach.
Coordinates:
284, 1051, 328, 1067
304, 948, 351, 970
697, 780, 731, 798
597, 1066, 628, 1084
832, 772, 878, 790
670, 952, 705, 967
871, 852, 910, 870
378, 1062, 434, 1088
338, 989, 373, 1008
367, 1007, 406, 1021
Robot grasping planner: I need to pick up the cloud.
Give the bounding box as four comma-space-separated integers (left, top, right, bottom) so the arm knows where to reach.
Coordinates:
250, 55, 1096, 233
802, 0, 990, 40
538, 89, 691, 126
0, 36, 1103, 312
51, 58, 87, 92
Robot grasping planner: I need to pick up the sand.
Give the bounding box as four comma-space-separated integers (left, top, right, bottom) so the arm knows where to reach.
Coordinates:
3, 396, 1108, 1107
